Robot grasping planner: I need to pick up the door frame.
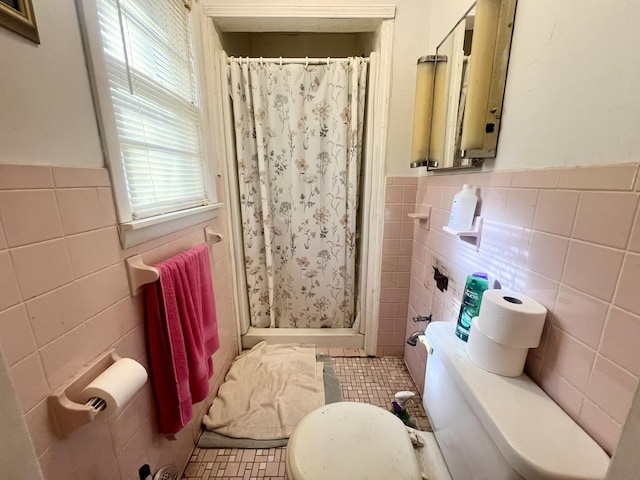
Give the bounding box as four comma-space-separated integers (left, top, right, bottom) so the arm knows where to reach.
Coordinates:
202, 4, 395, 356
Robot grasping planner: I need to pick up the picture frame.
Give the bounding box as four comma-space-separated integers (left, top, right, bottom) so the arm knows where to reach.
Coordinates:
0, 0, 39, 44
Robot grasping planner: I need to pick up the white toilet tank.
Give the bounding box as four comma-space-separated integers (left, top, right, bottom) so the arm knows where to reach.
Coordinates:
423, 322, 610, 480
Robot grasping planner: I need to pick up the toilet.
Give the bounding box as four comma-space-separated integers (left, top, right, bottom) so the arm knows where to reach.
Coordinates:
286, 322, 611, 480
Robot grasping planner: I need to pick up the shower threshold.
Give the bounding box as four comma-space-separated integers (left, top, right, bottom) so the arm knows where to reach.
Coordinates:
241, 327, 364, 349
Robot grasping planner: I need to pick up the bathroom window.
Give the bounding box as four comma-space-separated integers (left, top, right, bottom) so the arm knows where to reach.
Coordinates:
78, 0, 219, 247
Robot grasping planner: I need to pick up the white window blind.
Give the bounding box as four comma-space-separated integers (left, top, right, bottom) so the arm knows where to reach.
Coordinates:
96, 0, 208, 220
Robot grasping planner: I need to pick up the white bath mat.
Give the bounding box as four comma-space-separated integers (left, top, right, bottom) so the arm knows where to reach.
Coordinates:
202, 342, 325, 440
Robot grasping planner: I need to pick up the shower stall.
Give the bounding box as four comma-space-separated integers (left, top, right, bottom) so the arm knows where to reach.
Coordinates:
202, 6, 395, 353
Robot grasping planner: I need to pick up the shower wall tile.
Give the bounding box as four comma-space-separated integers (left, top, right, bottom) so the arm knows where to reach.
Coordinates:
558, 163, 638, 191
379, 303, 395, 319
25, 283, 85, 347
562, 241, 624, 302
24, 399, 56, 456
56, 188, 104, 235
97, 187, 118, 226
518, 270, 559, 311
525, 231, 569, 281
110, 389, 151, 455
613, 253, 640, 316
0, 164, 238, 480
533, 190, 580, 236
52, 166, 111, 188
488, 171, 513, 187
481, 188, 508, 222
380, 272, 397, 287
384, 204, 403, 221
405, 162, 640, 455
38, 325, 94, 390
0, 190, 63, 247
403, 185, 418, 203
10, 353, 49, 413
37, 441, 75, 480
0, 250, 22, 310
544, 326, 596, 392
580, 399, 622, 456
539, 368, 583, 421
0, 304, 36, 366
504, 188, 538, 228
66, 227, 122, 278
114, 324, 147, 361
511, 168, 560, 189
628, 208, 640, 253
85, 299, 127, 356
599, 307, 640, 376
0, 164, 53, 190
385, 185, 404, 203
10, 239, 74, 300
398, 254, 412, 271
0, 220, 6, 250
585, 355, 639, 424
552, 286, 608, 349
381, 255, 397, 272
399, 239, 414, 255
383, 221, 402, 239
76, 263, 129, 318
573, 192, 638, 249
379, 176, 418, 357
66, 421, 120, 480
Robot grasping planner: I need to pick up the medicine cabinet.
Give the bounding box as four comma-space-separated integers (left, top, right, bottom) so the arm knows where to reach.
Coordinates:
410, 0, 517, 171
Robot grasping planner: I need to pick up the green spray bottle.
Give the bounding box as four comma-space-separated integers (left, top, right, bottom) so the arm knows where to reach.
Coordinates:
455, 272, 489, 342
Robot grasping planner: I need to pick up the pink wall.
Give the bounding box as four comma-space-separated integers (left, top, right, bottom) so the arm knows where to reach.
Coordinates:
378, 177, 418, 357
0, 164, 238, 479
403, 162, 640, 455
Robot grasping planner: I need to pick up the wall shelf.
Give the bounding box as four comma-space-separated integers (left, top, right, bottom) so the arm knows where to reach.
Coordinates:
442, 216, 483, 250
407, 205, 431, 229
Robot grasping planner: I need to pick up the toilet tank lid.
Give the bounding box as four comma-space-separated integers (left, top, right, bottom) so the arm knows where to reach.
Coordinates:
426, 322, 610, 480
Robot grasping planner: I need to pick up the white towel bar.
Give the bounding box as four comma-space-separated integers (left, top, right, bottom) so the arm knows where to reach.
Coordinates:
125, 226, 223, 296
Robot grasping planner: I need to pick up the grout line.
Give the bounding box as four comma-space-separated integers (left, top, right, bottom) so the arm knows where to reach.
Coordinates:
623, 194, 640, 252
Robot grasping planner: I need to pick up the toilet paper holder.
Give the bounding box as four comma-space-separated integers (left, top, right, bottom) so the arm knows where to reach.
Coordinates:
48, 349, 128, 438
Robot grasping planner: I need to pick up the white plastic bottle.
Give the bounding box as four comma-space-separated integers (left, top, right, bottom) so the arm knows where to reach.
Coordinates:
448, 184, 477, 231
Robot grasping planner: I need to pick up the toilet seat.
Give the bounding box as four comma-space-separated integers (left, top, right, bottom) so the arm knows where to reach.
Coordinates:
286, 402, 423, 480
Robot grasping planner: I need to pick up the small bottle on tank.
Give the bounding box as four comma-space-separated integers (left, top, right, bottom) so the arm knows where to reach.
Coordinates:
455, 272, 489, 342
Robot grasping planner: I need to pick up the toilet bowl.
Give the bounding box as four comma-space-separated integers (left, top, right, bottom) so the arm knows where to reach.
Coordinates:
285, 322, 611, 480
285, 401, 451, 480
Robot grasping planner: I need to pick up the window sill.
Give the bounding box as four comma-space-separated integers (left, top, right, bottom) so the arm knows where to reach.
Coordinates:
118, 203, 223, 249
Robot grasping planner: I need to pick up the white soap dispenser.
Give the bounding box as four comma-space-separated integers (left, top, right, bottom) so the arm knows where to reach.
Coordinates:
448, 184, 477, 231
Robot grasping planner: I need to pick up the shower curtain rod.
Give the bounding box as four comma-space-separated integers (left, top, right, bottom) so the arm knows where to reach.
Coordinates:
227, 56, 369, 65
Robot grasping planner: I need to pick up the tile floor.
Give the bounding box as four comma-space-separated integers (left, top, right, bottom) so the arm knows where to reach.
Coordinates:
181, 355, 430, 479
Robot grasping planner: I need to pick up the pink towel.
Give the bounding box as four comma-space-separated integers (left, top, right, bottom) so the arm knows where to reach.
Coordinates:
146, 243, 220, 434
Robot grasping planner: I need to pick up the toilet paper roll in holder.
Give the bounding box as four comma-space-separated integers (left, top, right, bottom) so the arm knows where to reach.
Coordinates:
48, 349, 138, 438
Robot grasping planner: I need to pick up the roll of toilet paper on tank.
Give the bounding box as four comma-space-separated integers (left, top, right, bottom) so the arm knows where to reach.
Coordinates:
467, 318, 529, 377
80, 358, 148, 416
476, 289, 547, 348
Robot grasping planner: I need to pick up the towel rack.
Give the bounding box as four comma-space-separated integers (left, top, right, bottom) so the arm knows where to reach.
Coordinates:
125, 226, 223, 296
204, 227, 223, 245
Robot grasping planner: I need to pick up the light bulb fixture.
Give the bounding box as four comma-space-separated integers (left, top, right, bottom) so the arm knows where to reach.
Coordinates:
410, 55, 446, 168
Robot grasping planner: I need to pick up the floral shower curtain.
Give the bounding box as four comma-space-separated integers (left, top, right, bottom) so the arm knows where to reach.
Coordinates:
229, 58, 368, 328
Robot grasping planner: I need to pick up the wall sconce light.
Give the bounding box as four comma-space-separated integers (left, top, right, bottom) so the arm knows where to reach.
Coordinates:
410, 55, 446, 168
